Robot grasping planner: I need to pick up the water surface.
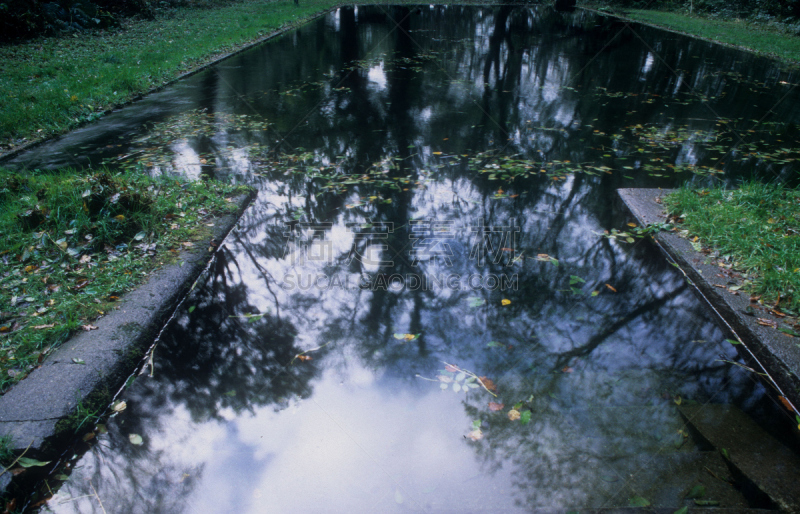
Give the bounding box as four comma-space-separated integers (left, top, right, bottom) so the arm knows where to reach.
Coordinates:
12, 5, 800, 512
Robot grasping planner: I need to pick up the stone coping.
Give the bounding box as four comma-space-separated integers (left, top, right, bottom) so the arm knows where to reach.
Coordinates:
0, 190, 256, 460
618, 188, 800, 413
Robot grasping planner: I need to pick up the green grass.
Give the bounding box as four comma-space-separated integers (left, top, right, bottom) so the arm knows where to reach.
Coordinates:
0, 168, 251, 392
616, 9, 800, 63
664, 182, 800, 313
0, 0, 345, 153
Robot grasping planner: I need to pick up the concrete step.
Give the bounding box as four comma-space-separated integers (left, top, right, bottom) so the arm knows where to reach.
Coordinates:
679, 403, 800, 512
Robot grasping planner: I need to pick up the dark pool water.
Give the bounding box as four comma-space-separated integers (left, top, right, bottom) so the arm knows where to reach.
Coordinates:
10, 4, 800, 512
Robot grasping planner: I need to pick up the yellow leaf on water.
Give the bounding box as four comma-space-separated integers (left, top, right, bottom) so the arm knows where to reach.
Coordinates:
432, 151, 442, 155
508, 409, 521, 421
501, 299, 511, 306
467, 429, 483, 441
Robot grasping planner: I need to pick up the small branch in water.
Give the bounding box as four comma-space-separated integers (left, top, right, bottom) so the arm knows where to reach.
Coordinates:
290, 342, 331, 365
441, 361, 497, 397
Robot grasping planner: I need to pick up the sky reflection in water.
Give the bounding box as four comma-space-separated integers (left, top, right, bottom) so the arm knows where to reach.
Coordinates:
25, 4, 800, 512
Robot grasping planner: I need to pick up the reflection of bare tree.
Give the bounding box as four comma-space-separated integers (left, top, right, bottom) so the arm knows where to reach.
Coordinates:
34, 6, 789, 510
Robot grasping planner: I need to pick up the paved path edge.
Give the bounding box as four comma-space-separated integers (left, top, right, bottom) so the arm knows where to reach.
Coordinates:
618, 188, 800, 413
0, 190, 256, 461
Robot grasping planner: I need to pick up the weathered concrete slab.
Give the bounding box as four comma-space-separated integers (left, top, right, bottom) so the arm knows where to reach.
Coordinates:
0, 190, 256, 458
618, 188, 800, 412
680, 403, 800, 512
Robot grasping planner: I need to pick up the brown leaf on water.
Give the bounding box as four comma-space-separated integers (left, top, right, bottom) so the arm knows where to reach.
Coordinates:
488, 402, 505, 412
779, 396, 794, 412
479, 376, 497, 392
445, 364, 459, 373
297, 355, 312, 362
605, 284, 617, 293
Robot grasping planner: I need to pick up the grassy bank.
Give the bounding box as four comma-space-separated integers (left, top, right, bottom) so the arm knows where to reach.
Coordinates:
0, 0, 343, 155
0, 168, 251, 392
608, 8, 800, 63
664, 183, 800, 316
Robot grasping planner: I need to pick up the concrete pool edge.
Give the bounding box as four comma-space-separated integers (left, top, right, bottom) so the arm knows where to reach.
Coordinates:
0, 190, 256, 465
0, 5, 340, 163
618, 188, 800, 414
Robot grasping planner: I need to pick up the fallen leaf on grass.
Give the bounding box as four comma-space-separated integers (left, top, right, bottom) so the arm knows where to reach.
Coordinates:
32, 324, 55, 329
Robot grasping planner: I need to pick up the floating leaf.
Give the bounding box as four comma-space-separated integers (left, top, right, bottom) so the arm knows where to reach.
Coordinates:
111, 400, 127, 412
17, 457, 51, 468
628, 496, 650, 507
725, 338, 742, 345
605, 284, 617, 292
508, 409, 521, 421
467, 296, 486, 308
685, 484, 706, 499
467, 429, 483, 441
479, 376, 497, 392
224, 390, 236, 397
129, 433, 144, 445
393, 333, 418, 341
520, 410, 532, 425
453, 383, 462, 392
569, 275, 585, 285
486, 341, 504, 348
501, 299, 511, 306
188, 306, 196, 313
488, 402, 505, 411
72, 358, 85, 365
